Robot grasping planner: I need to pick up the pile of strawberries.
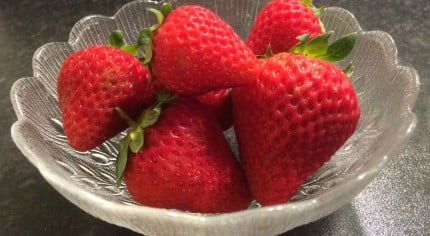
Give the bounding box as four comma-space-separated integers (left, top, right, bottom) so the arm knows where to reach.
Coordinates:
57, 0, 360, 213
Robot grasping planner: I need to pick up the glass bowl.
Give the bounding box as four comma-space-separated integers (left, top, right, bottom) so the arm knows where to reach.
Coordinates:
10, 0, 419, 235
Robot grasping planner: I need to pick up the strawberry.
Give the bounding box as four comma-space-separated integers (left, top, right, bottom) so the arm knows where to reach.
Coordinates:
150, 5, 258, 96
58, 31, 154, 151
121, 98, 252, 213
194, 89, 232, 130
232, 34, 360, 205
247, 0, 323, 55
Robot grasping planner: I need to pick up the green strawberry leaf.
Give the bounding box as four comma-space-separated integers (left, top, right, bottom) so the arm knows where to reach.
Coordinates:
291, 32, 357, 63
137, 3, 171, 65
137, 29, 152, 46
265, 45, 274, 57
136, 29, 154, 65
290, 33, 310, 55
303, 31, 332, 57
120, 44, 140, 57
108, 30, 125, 48
139, 91, 176, 128
300, 0, 312, 8
108, 30, 141, 57
148, 8, 165, 32
319, 18, 326, 33
147, 3, 172, 32
109, 3, 171, 62
129, 128, 144, 153
297, 33, 311, 43
142, 44, 153, 65
314, 6, 325, 17
291, 32, 333, 58
156, 90, 177, 103
318, 32, 357, 62
141, 107, 161, 128
343, 64, 354, 77
161, 2, 173, 17
116, 136, 130, 184
114, 93, 175, 184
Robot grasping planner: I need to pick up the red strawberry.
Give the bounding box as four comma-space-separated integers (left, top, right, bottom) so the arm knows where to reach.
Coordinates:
151, 5, 257, 96
57, 45, 153, 151
194, 89, 232, 130
232, 53, 360, 205
123, 98, 252, 213
247, 0, 323, 55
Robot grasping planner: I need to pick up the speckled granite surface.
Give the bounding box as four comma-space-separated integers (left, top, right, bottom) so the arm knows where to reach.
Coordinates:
1, 0, 428, 235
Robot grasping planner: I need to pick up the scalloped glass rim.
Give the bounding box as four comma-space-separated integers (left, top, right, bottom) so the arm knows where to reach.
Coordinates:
10, 0, 419, 235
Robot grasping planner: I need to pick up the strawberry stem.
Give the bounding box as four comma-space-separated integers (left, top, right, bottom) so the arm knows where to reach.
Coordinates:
109, 30, 125, 48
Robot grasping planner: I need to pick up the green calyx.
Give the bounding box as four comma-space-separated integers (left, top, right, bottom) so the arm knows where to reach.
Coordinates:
108, 2, 172, 67
291, 31, 357, 62
300, 0, 324, 16
290, 31, 357, 76
300, 0, 325, 32
140, 2, 172, 66
108, 30, 145, 57
115, 91, 176, 184
256, 45, 275, 59
148, 3, 172, 32
343, 64, 354, 77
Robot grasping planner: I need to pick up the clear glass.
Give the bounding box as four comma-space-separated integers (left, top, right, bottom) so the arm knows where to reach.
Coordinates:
10, 0, 419, 235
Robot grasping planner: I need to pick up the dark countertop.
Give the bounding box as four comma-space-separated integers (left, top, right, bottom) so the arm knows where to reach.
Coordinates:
1, 0, 429, 235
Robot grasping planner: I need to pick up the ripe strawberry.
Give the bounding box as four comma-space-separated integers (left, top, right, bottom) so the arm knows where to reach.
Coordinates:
194, 89, 232, 130
151, 5, 257, 96
123, 98, 252, 213
57, 45, 153, 151
247, 0, 323, 55
232, 52, 360, 205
